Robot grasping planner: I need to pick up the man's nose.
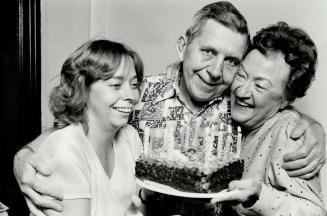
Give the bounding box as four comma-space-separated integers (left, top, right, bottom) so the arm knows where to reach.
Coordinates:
207, 56, 224, 81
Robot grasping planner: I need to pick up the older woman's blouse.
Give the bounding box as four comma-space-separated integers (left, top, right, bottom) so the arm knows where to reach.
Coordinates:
235, 109, 325, 215
35, 123, 142, 216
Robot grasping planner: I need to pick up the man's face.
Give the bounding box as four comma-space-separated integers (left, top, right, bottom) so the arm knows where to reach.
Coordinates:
180, 19, 248, 103
231, 49, 290, 130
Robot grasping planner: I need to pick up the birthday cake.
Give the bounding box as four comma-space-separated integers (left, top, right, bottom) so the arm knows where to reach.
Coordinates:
135, 121, 244, 193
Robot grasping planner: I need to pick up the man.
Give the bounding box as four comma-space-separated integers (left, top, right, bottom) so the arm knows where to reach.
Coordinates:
14, 1, 325, 216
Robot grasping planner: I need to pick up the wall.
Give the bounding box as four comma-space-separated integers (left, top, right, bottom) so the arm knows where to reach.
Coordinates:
41, 0, 90, 130
41, 0, 327, 206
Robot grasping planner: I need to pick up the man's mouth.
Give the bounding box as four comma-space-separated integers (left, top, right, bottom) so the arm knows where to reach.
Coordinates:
197, 74, 220, 87
112, 107, 133, 113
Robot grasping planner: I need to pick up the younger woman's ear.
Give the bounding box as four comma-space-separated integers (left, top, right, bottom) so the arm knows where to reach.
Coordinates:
176, 35, 187, 61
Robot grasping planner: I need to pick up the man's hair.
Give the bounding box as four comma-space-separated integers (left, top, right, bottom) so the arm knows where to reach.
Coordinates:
252, 22, 318, 103
185, 1, 250, 44
49, 39, 144, 131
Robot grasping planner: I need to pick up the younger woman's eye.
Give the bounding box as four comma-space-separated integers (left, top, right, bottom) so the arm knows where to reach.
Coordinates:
131, 82, 141, 89
109, 84, 122, 88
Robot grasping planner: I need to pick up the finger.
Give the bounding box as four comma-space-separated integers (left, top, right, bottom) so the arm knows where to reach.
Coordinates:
210, 189, 241, 203
282, 156, 312, 171
25, 198, 47, 216
25, 187, 63, 212
285, 159, 319, 177
283, 144, 312, 163
130, 195, 142, 212
229, 179, 254, 191
297, 163, 323, 180
29, 154, 52, 176
33, 182, 63, 201
290, 118, 310, 140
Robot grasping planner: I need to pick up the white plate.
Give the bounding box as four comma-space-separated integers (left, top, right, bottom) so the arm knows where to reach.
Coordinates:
136, 178, 229, 199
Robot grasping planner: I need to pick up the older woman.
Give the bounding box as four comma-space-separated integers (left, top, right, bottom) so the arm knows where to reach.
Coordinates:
212, 22, 326, 215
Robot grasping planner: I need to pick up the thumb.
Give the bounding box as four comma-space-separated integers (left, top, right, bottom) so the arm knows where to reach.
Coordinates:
125, 195, 142, 216
290, 117, 310, 140
29, 154, 52, 176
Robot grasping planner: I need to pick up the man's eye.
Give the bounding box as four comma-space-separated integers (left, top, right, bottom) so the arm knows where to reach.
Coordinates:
225, 58, 240, 67
202, 49, 215, 56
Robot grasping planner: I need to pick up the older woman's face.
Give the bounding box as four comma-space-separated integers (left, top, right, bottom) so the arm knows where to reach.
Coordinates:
231, 49, 290, 131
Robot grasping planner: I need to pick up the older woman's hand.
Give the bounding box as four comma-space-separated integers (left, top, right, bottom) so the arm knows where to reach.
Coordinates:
210, 179, 262, 208
282, 114, 326, 180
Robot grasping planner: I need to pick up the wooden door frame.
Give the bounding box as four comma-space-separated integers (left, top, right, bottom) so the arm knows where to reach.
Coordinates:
18, 0, 41, 144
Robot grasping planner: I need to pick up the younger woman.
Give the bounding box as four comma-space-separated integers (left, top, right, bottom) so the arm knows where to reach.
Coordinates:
36, 39, 144, 216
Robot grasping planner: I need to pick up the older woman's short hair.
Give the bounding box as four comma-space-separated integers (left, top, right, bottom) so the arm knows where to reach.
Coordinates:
185, 1, 250, 46
49, 39, 144, 129
252, 22, 318, 102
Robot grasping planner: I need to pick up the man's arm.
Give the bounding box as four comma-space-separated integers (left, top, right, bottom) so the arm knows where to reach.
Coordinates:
13, 128, 63, 216
282, 112, 326, 179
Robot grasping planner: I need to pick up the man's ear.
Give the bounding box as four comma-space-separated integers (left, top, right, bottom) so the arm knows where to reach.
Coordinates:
176, 35, 187, 61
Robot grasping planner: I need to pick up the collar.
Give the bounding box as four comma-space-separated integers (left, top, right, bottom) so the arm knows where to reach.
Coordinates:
155, 62, 224, 110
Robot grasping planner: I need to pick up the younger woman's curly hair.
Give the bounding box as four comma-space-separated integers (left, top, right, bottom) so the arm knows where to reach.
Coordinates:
49, 39, 144, 130
252, 22, 318, 103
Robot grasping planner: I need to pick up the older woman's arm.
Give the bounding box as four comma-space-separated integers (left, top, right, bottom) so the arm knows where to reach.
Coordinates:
241, 117, 325, 215
212, 112, 326, 215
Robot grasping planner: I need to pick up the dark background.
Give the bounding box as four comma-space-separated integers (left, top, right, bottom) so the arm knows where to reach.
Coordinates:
0, 0, 40, 215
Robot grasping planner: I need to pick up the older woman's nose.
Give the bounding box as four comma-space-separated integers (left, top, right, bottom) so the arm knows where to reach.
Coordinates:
236, 82, 252, 98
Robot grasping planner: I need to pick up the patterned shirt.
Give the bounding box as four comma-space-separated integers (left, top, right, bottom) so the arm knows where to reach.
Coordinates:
129, 63, 240, 160
129, 63, 240, 216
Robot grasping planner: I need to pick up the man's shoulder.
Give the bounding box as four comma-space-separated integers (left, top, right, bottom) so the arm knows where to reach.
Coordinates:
143, 73, 172, 84
140, 74, 175, 102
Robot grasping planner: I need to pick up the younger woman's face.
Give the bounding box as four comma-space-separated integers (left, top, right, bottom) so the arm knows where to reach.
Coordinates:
87, 56, 141, 131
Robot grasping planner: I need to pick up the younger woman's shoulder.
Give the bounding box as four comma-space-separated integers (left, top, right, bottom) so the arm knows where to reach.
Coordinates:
117, 125, 143, 159
119, 124, 140, 137
38, 124, 86, 160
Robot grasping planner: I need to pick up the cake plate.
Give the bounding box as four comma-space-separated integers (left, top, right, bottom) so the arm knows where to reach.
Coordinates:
136, 178, 230, 199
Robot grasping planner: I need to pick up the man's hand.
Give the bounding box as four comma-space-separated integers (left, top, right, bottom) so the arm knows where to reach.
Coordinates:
282, 115, 326, 180
13, 148, 63, 216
